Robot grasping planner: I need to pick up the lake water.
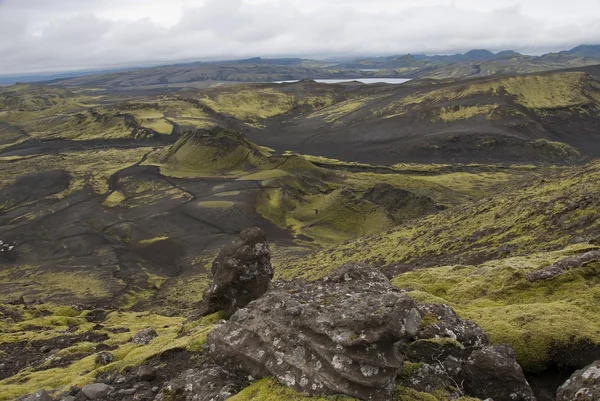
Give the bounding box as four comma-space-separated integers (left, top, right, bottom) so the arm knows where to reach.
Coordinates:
275, 78, 411, 85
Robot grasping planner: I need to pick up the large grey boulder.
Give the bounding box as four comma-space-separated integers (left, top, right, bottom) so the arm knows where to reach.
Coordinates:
207, 263, 536, 401
557, 360, 600, 401
191, 227, 273, 319
207, 263, 420, 401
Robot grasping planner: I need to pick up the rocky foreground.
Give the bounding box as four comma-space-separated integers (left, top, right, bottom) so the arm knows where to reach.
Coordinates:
8, 228, 599, 401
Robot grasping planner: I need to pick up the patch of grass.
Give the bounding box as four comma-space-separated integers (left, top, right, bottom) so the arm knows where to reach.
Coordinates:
228, 378, 356, 401
238, 169, 290, 181
35, 272, 111, 299
198, 201, 235, 209
102, 191, 126, 207
138, 236, 169, 245
307, 96, 383, 123
436, 105, 498, 122
199, 89, 295, 122
0, 308, 219, 401
139, 118, 173, 135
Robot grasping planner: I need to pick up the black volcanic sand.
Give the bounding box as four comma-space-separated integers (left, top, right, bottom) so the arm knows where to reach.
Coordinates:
0, 143, 292, 308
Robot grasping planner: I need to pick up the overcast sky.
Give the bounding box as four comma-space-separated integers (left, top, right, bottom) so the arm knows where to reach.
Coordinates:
1, 0, 600, 75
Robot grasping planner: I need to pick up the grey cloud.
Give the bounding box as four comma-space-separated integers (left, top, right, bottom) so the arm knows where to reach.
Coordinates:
1, 0, 600, 74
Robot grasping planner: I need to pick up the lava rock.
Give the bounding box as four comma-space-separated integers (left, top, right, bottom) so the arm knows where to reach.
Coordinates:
401, 363, 452, 393
417, 303, 488, 348
137, 365, 157, 382
85, 309, 108, 323
132, 328, 158, 345
557, 360, 600, 401
207, 263, 417, 400
19, 390, 52, 401
81, 383, 113, 399
155, 366, 245, 401
527, 249, 600, 282
191, 227, 274, 318
463, 344, 535, 401
94, 351, 113, 365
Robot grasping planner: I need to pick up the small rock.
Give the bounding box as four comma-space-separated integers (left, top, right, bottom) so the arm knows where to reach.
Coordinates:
137, 365, 157, 382
85, 309, 108, 323
152, 386, 159, 392
81, 383, 113, 400
95, 351, 113, 365
463, 344, 535, 401
116, 388, 137, 396
132, 327, 158, 345
404, 308, 422, 338
21, 390, 52, 401
402, 363, 451, 393
61, 397, 76, 401
557, 359, 600, 401
107, 327, 130, 334
39, 345, 52, 353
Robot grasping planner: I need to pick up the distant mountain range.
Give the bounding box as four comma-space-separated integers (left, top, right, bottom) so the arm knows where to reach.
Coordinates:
339, 45, 600, 69
1, 45, 599, 86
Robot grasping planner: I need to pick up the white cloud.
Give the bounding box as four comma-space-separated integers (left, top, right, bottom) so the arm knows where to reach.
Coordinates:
1, 0, 599, 74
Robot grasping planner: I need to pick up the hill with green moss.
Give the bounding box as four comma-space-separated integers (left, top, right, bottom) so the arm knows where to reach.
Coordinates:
35, 45, 600, 89
3, 70, 600, 165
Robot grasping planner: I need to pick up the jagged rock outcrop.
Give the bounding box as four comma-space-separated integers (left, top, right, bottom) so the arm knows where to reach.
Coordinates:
526, 249, 600, 282
208, 263, 411, 400
207, 263, 535, 401
191, 227, 273, 319
557, 360, 600, 401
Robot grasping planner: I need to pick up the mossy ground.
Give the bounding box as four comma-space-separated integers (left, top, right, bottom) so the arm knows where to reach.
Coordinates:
229, 378, 481, 401
392, 244, 600, 371
0, 304, 220, 400
286, 159, 599, 279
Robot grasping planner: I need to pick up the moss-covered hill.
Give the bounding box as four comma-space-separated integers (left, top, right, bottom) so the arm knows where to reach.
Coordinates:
288, 158, 600, 278
3, 69, 600, 165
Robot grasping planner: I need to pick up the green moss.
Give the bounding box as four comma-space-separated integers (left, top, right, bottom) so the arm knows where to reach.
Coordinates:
398, 362, 425, 381
393, 386, 438, 401
198, 201, 235, 209
228, 378, 356, 401
139, 236, 169, 245
437, 105, 497, 122
392, 248, 600, 372
420, 313, 439, 330
199, 89, 295, 122
0, 307, 217, 400
238, 169, 290, 181
102, 191, 126, 207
